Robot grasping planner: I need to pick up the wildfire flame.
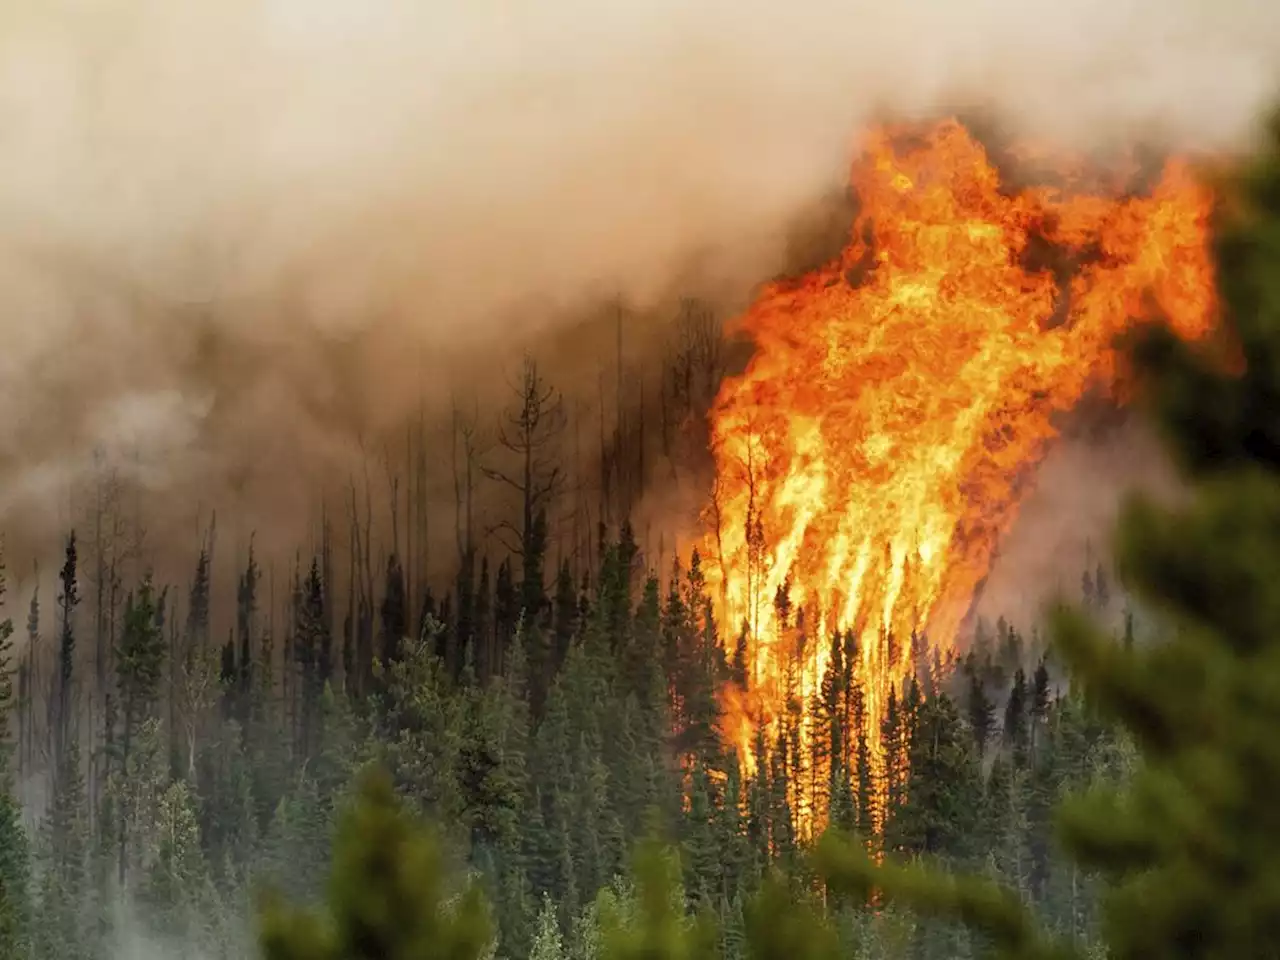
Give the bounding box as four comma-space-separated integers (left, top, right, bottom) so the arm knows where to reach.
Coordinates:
705, 118, 1215, 831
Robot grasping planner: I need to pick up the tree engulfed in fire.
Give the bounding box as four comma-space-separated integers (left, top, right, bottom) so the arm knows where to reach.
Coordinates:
705, 118, 1215, 835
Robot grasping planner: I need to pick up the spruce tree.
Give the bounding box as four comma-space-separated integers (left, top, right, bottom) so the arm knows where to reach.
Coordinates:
115, 576, 167, 887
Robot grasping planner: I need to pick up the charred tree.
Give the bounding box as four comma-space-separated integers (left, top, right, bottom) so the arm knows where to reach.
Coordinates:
483, 356, 566, 634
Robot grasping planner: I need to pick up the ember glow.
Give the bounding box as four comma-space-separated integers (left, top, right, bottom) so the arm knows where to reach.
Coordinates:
705, 118, 1215, 832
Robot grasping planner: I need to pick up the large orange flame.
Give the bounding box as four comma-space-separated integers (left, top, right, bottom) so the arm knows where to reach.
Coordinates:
705, 118, 1214, 832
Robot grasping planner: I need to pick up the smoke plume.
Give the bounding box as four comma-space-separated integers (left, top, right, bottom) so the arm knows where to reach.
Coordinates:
972, 412, 1181, 633
0, 0, 1275, 552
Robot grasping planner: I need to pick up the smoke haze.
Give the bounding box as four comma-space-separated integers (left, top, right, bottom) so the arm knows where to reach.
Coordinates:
973, 413, 1180, 633
0, 0, 1275, 551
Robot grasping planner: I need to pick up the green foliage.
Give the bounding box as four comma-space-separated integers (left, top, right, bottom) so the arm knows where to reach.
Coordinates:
742, 874, 839, 960
118, 577, 166, 718
259, 767, 492, 960
598, 841, 717, 960
529, 895, 567, 960
816, 831, 1070, 960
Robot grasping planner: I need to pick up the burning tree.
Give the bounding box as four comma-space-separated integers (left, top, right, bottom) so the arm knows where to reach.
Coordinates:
820, 107, 1280, 960
705, 118, 1216, 833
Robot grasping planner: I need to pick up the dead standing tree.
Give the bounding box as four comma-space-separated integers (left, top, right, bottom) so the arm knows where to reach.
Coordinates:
482, 356, 567, 649
451, 397, 489, 568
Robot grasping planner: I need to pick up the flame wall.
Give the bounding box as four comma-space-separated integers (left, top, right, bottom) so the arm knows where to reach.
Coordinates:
704, 119, 1215, 829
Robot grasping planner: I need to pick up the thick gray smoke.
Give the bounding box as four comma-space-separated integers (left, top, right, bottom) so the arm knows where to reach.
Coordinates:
0, 0, 1275, 556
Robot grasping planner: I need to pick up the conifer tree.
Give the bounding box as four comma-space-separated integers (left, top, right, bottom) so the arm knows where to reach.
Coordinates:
260, 767, 491, 960
115, 576, 167, 886
294, 558, 330, 759
530, 894, 567, 960
51, 533, 78, 786
236, 541, 260, 715
966, 668, 996, 756
887, 693, 980, 862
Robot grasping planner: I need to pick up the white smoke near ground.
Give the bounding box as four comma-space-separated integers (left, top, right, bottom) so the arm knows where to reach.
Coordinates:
0, 0, 1275, 553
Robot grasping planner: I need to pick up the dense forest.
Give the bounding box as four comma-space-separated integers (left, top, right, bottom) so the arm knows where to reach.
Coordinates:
0, 442, 1133, 960
2, 91, 1278, 960
0, 311, 1136, 959
259, 102, 1280, 960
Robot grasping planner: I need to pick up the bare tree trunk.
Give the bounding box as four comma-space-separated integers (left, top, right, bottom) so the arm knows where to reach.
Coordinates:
616, 300, 625, 516
347, 506, 359, 695
637, 374, 646, 522
362, 458, 375, 627
598, 370, 610, 532
321, 503, 335, 686
404, 425, 414, 621
385, 454, 400, 565
710, 472, 729, 627
416, 409, 429, 608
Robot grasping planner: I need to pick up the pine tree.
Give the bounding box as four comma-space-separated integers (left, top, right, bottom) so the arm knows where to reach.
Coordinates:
115, 576, 167, 887
37, 738, 89, 960
887, 693, 980, 862
294, 558, 330, 759
260, 767, 491, 960
51, 533, 78, 786
598, 842, 716, 960
531, 894, 568, 960
851, 684, 876, 839
966, 668, 996, 756
682, 760, 721, 905
1003, 667, 1030, 766
879, 684, 907, 839
139, 778, 210, 940
236, 541, 260, 717
258, 775, 333, 908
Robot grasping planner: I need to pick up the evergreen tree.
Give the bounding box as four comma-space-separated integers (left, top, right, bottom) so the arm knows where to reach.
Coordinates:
115, 576, 167, 886
887, 693, 980, 862
51, 533, 78, 785
530, 894, 567, 960
294, 558, 330, 759
966, 668, 996, 756
236, 541, 260, 716
1003, 667, 1029, 765
37, 738, 89, 960
260, 768, 491, 960
138, 778, 209, 940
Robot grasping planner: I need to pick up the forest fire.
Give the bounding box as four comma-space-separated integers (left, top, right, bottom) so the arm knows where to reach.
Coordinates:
705, 118, 1215, 832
